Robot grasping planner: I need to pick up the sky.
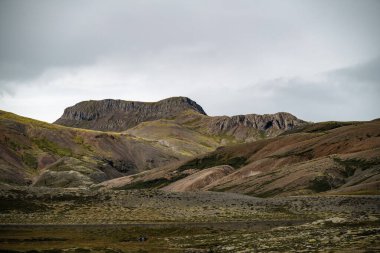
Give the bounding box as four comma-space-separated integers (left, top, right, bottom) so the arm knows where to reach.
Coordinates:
0, 0, 379, 123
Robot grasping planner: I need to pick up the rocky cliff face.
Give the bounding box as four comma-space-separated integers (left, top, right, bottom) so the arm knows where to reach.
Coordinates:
210, 112, 300, 131
54, 97, 207, 131
206, 112, 305, 139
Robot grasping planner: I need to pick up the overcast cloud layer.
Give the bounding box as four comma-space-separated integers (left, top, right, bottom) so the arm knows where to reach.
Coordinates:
0, 0, 379, 122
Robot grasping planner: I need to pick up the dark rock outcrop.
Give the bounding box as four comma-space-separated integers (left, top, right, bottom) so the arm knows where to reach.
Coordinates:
54, 97, 207, 131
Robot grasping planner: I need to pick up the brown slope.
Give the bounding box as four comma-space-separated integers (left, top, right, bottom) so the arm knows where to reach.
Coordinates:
103, 121, 380, 196
0, 110, 180, 187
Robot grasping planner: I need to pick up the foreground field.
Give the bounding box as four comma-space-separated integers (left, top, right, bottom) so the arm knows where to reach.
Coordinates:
0, 187, 379, 252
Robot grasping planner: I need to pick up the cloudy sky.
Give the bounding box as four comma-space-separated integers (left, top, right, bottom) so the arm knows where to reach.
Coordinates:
0, 0, 379, 123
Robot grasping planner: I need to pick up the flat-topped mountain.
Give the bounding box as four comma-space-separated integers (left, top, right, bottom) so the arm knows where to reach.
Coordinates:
54, 97, 207, 131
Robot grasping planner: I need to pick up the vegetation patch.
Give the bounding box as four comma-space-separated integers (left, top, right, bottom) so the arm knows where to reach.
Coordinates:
22, 152, 38, 169
73, 135, 94, 152
73, 135, 84, 144
4, 137, 22, 151
259, 130, 267, 139
33, 138, 72, 157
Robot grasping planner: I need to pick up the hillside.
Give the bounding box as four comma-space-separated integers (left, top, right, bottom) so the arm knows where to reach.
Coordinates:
101, 120, 380, 196
0, 110, 180, 187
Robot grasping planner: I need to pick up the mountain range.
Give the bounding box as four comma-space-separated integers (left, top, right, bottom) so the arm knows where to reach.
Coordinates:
0, 97, 379, 196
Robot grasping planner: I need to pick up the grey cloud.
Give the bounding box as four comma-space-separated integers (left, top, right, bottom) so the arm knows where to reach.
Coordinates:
223, 57, 380, 122
0, 0, 379, 122
329, 56, 380, 85
1, 0, 380, 81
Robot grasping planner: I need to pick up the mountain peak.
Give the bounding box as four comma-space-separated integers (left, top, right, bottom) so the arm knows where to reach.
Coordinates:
54, 97, 206, 131
156, 96, 207, 115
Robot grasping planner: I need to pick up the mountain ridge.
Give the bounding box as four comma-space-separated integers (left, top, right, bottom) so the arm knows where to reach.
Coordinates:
55, 97, 307, 140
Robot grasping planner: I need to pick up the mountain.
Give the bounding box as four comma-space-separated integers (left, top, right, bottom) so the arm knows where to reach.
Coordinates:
54, 97, 207, 131
100, 120, 380, 196
55, 97, 307, 156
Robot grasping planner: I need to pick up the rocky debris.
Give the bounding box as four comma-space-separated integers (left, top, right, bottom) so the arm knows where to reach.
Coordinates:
54, 97, 207, 131
312, 217, 347, 226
